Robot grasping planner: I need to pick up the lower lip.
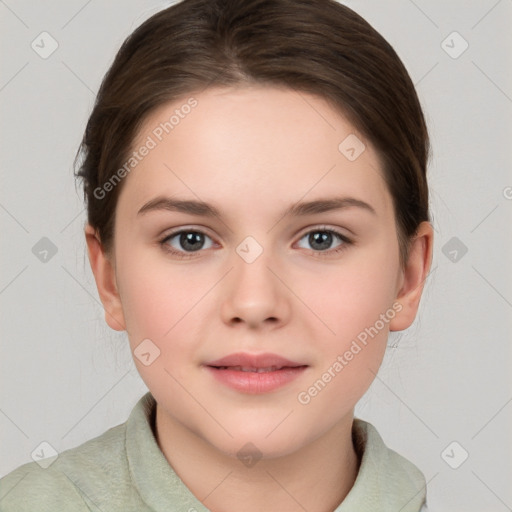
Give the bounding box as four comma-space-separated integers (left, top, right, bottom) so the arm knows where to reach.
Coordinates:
205, 366, 308, 394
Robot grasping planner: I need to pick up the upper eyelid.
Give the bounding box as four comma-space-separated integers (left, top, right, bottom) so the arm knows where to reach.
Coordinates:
160, 225, 351, 245
160, 225, 217, 242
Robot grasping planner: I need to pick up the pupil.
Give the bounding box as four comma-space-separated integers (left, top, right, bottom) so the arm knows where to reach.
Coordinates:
310, 231, 332, 250
181, 232, 203, 251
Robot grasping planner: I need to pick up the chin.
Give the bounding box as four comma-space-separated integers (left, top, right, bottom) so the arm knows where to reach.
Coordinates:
198, 419, 313, 462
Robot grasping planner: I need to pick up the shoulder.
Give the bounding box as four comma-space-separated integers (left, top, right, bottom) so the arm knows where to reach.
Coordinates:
355, 418, 426, 485
0, 422, 132, 511
344, 418, 427, 512
0, 460, 90, 511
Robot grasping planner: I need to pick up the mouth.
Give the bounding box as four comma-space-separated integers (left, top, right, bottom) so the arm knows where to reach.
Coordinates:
211, 365, 300, 373
204, 353, 308, 393
206, 352, 306, 369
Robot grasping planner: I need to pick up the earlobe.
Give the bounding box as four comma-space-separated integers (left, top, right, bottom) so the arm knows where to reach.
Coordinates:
389, 221, 434, 332
84, 224, 126, 331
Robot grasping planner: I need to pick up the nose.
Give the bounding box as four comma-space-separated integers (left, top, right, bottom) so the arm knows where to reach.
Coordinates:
220, 247, 291, 330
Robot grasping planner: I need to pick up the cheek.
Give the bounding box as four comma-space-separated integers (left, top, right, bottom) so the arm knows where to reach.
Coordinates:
295, 270, 395, 420
116, 258, 208, 397
302, 247, 399, 340
116, 250, 206, 356
297, 244, 399, 390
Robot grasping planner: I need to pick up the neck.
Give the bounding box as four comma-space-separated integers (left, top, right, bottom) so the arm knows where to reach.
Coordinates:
155, 406, 360, 512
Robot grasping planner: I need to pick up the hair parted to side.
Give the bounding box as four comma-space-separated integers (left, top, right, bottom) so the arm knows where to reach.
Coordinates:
74, 0, 430, 266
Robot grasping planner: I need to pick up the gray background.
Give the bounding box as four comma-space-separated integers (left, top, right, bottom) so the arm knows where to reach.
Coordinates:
1, 1, 511, 510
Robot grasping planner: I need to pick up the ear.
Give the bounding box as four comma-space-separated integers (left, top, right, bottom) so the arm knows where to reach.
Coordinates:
84, 224, 126, 331
389, 221, 434, 331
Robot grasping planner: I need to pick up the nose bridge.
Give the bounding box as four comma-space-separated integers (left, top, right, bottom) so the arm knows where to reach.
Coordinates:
232, 234, 278, 298
235, 234, 267, 266
220, 234, 290, 327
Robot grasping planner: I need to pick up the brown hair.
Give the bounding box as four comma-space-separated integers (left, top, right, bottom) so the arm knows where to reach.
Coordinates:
74, 0, 430, 266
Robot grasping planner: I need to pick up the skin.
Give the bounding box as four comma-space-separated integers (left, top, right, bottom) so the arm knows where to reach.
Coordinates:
85, 85, 433, 512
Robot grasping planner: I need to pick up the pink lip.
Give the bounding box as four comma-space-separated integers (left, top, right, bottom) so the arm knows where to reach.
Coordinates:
204, 352, 308, 394
207, 352, 305, 369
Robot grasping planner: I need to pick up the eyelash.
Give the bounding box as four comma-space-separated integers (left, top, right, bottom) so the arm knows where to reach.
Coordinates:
158, 226, 353, 260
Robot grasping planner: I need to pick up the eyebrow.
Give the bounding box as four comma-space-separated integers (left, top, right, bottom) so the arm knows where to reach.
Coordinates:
137, 196, 377, 218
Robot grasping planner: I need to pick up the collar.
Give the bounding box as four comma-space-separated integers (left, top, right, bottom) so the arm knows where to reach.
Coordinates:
334, 418, 427, 511
126, 392, 426, 511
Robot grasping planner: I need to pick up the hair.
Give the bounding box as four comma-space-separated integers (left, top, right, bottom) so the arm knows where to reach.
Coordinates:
74, 0, 430, 267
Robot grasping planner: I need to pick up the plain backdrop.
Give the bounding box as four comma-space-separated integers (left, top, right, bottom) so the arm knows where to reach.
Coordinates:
1, 1, 511, 511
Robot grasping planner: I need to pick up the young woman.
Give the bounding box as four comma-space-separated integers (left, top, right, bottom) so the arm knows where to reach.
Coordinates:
0, 1, 433, 510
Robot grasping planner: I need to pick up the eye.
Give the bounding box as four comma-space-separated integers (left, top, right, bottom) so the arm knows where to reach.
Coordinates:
159, 229, 215, 259
296, 227, 352, 256
159, 226, 352, 260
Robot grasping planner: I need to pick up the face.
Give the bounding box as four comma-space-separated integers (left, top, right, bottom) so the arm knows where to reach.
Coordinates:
104, 86, 407, 458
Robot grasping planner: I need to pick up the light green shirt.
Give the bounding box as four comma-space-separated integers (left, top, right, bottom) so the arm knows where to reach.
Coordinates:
0, 392, 428, 511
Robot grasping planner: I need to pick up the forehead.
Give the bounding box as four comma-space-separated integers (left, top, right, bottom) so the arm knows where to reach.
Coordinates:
118, 86, 393, 222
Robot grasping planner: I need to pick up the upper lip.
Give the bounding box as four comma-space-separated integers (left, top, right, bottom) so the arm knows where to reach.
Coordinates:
205, 352, 306, 369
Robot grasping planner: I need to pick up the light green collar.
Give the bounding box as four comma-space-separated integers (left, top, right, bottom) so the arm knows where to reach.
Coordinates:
127, 392, 426, 511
